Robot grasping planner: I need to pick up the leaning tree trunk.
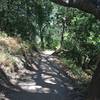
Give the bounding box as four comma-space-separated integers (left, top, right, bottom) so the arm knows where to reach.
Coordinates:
87, 61, 100, 100
50, 0, 100, 20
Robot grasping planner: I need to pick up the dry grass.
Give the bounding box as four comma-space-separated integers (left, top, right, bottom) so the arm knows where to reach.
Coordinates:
0, 52, 12, 63
0, 33, 35, 72
0, 51, 16, 75
0, 36, 22, 53
0, 52, 13, 66
0, 34, 22, 70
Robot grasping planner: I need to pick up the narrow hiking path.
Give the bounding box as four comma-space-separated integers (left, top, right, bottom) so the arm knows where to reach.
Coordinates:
0, 51, 84, 100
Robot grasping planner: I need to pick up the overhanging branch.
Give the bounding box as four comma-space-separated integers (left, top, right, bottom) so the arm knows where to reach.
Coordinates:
50, 0, 100, 20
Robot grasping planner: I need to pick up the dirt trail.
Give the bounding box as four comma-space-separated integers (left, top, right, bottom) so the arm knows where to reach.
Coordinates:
0, 51, 84, 100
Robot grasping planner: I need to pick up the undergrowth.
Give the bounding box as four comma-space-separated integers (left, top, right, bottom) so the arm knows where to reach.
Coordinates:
59, 56, 92, 95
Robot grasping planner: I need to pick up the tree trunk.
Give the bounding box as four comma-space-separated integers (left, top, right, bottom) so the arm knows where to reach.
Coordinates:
40, 30, 44, 50
60, 19, 65, 48
87, 61, 100, 100
50, 0, 100, 20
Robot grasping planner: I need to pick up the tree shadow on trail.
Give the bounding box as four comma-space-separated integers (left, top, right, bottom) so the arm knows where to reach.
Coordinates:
3, 87, 69, 100
1, 54, 86, 100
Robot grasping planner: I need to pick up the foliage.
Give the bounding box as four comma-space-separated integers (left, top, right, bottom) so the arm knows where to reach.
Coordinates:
0, 0, 100, 70
0, 1, 100, 99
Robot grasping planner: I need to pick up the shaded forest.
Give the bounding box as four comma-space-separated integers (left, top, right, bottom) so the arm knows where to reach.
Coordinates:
0, 0, 100, 100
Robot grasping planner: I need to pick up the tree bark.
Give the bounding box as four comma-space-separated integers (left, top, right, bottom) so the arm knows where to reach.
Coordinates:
50, 0, 100, 20
87, 61, 100, 100
60, 18, 65, 48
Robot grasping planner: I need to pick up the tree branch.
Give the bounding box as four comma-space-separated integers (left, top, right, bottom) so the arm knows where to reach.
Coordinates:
50, 0, 100, 19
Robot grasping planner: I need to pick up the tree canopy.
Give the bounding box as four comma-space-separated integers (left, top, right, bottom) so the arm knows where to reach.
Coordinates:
0, 0, 100, 99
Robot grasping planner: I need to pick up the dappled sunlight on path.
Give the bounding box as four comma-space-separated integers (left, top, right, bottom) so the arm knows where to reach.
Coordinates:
42, 50, 55, 55
0, 52, 84, 100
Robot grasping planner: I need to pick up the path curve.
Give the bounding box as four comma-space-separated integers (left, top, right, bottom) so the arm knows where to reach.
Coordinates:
1, 52, 81, 100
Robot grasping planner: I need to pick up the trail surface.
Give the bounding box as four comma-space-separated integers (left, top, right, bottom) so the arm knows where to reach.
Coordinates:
0, 51, 83, 100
